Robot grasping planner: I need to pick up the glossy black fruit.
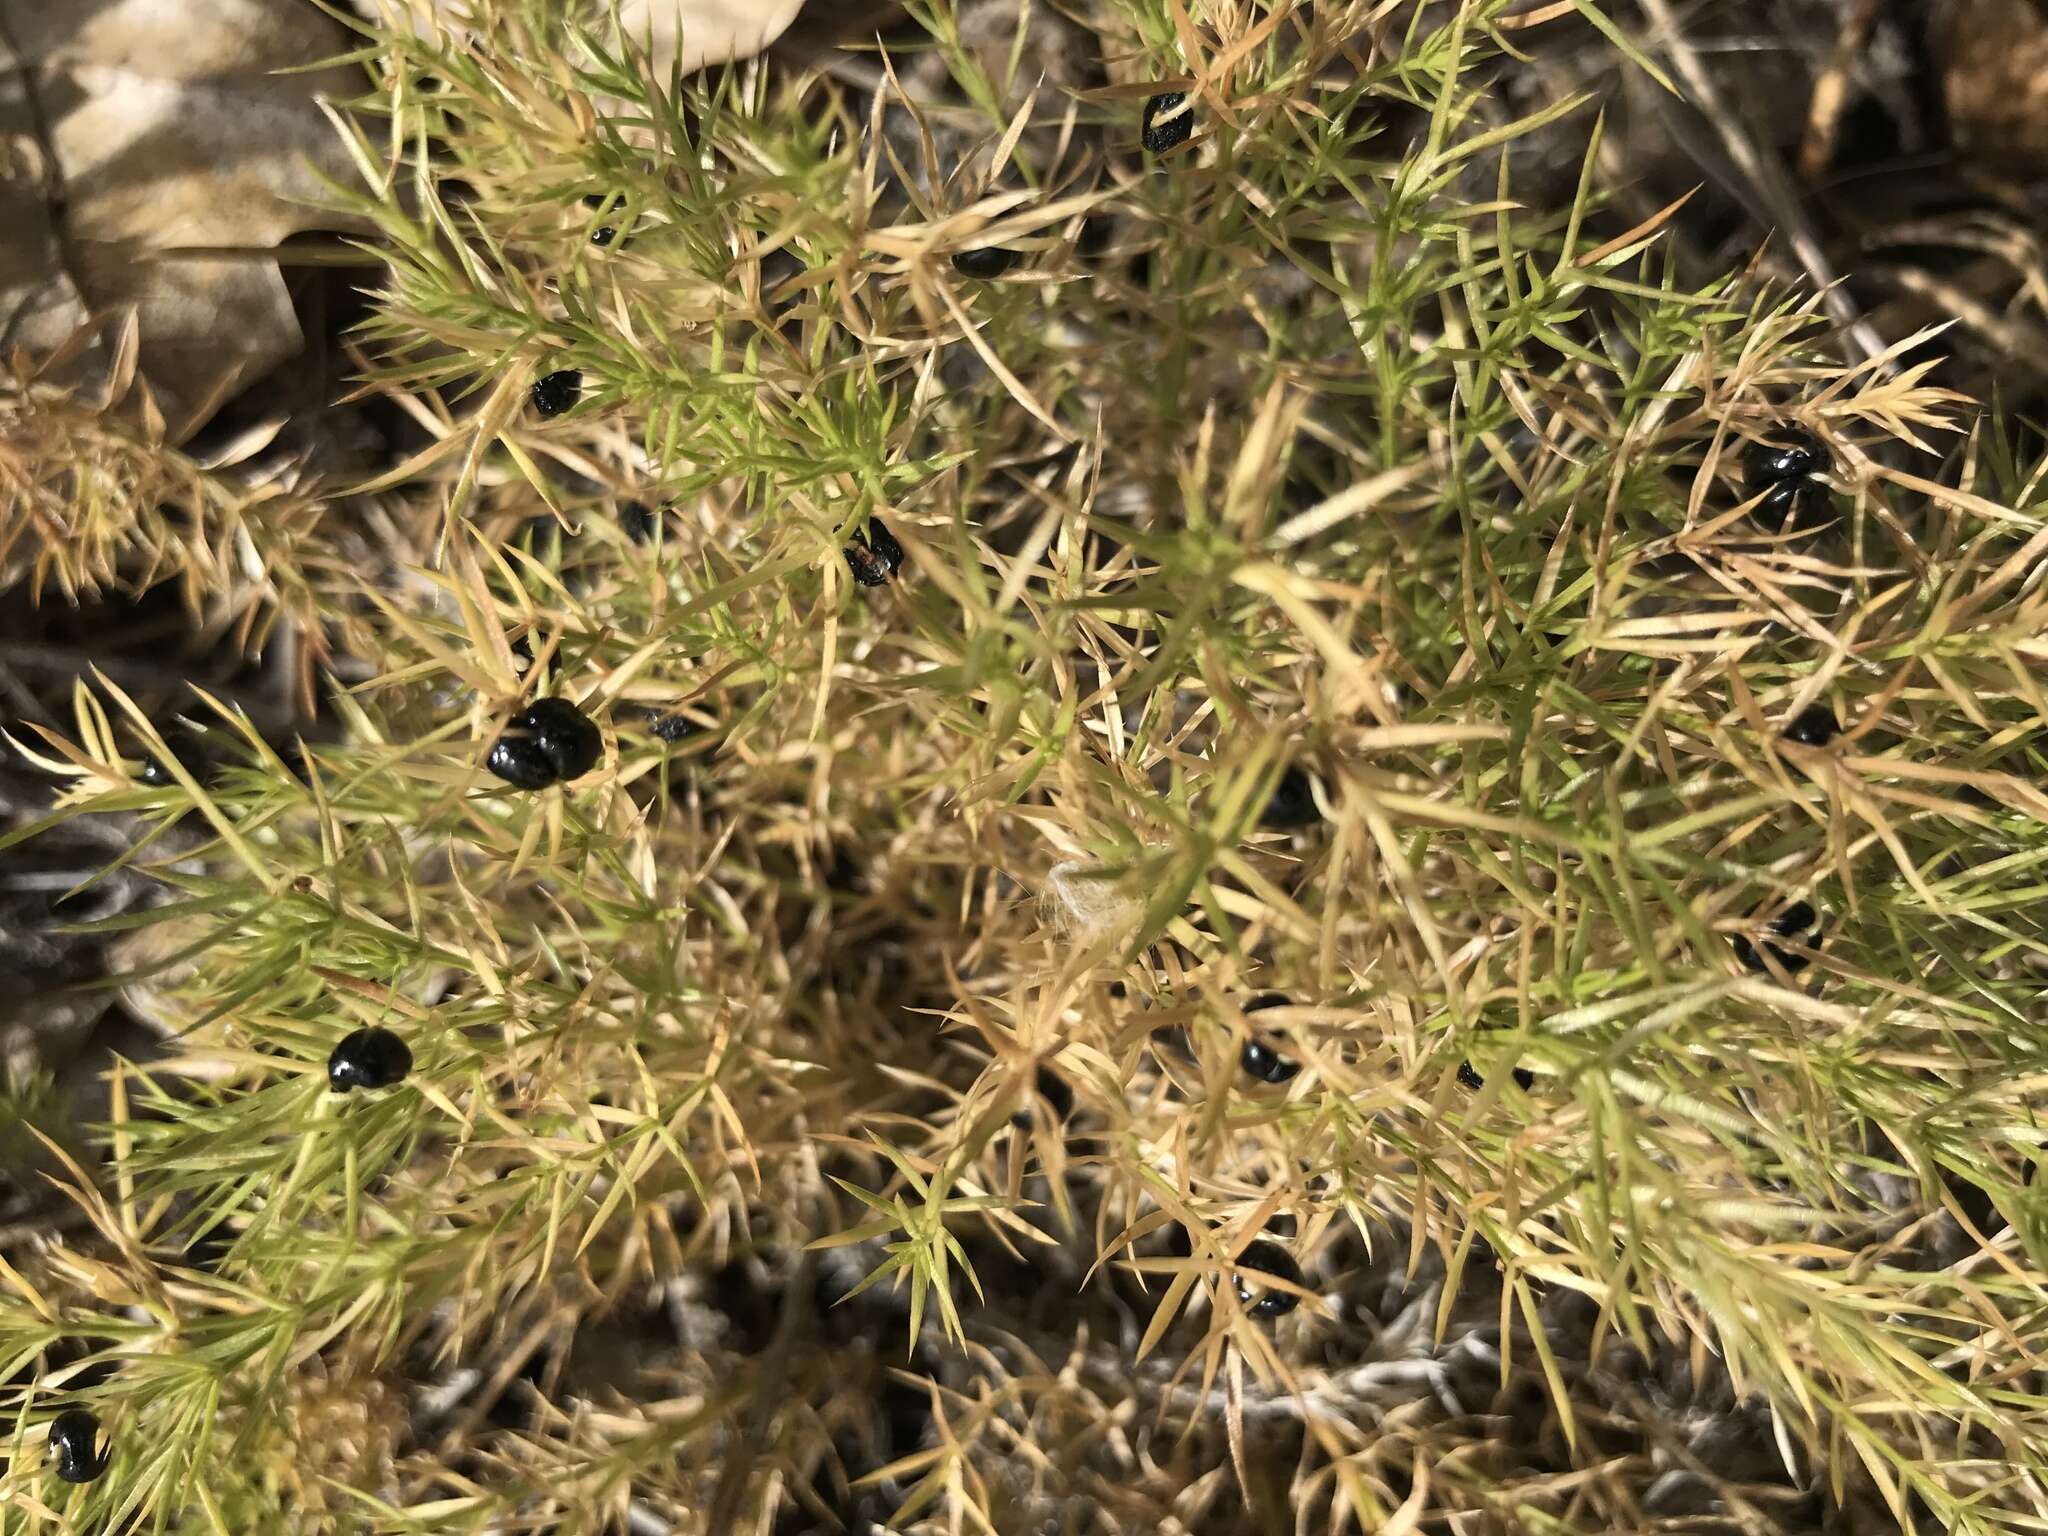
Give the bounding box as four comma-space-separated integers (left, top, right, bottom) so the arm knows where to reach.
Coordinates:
1756, 475, 1830, 531
620, 501, 659, 542
327, 1026, 413, 1092
1460, 1061, 1534, 1090
591, 225, 616, 246
531, 369, 582, 418
487, 697, 603, 790
138, 724, 210, 788
1783, 705, 1840, 748
1240, 1035, 1300, 1084
1742, 428, 1826, 489
1734, 900, 1818, 974
1259, 765, 1321, 828
274, 736, 311, 784
1142, 91, 1194, 153
951, 246, 1019, 278
843, 520, 905, 587
1232, 1239, 1303, 1319
48, 1408, 106, 1483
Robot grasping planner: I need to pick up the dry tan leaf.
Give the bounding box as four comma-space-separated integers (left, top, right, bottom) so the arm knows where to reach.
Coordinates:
0, 0, 363, 438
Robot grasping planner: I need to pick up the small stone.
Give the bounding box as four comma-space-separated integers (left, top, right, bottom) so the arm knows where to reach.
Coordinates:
531, 369, 582, 419
1734, 900, 1818, 974
951, 246, 1020, 278
1142, 90, 1194, 154
1240, 1036, 1300, 1084
1259, 765, 1321, 828
842, 520, 906, 587
1232, 1239, 1303, 1319
649, 710, 695, 743
1783, 705, 1840, 748
48, 1408, 107, 1484
327, 1026, 413, 1092
487, 697, 603, 790
1742, 428, 1827, 489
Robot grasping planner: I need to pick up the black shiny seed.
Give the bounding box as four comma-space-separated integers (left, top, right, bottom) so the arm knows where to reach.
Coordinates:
1775, 900, 1817, 936
327, 1026, 413, 1092
531, 369, 583, 418
487, 697, 603, 790
1783, 705, 1839, 748
591, 225, 616, 246
1142, 90, 1194, 153
1259, 765, 1321, 828
138, 725, 210, 788
1734, 901, 1818, 974
1742, 428, 1827, 489
1232, 1239, 1303, 1319
842, 519, 905, 587
1756, 475, 1830, 531
49, 1409, 106, 1484
951, 246, 1020, 278
1240, 1035, 1300, 1084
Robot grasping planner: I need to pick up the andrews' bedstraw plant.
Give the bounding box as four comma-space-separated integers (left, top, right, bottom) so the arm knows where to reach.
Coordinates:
3, 0, 2048, 1532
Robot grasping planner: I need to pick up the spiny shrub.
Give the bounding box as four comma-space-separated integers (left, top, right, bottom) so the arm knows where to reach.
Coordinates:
3, 1, 2047, 1533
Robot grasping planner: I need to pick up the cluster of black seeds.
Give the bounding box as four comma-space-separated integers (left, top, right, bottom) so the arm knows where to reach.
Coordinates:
1458, 1060, 1535, 1091
1238, 993, 1301, 1084
1742, 426, 1831, 532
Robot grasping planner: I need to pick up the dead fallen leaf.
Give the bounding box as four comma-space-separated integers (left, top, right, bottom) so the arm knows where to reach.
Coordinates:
0, 0, 362, 439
